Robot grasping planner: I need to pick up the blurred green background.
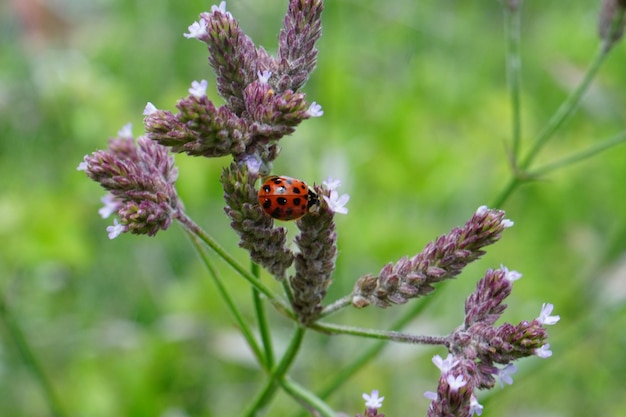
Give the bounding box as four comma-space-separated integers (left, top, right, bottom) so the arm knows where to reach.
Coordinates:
1, 0, 626, 416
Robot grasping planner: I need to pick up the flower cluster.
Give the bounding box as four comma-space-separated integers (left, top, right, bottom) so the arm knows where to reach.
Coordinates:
78, 124, 179, 238
222, 161, 348, 324
424, 267, 560, 416
145, 0, 324, 173
351, 206, 513, 308
290, 183, 339, 324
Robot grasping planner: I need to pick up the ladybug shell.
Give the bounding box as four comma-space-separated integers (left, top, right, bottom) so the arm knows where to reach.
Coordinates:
258, 176, 318, 221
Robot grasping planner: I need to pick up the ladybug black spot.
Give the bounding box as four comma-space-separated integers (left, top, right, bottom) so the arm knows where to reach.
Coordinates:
277, 197, 288, 205
293, 197, 302, 206
271, 208, 282, 218
262, 199, 272, 209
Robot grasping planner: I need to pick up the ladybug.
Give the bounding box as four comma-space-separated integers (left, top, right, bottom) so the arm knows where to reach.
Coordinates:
258, 176, 319, 221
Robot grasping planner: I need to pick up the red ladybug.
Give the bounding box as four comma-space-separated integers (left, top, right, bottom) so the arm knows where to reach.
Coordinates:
258, 176, 319, 221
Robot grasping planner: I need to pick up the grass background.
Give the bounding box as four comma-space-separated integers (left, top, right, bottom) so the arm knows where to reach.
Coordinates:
1, 0, 626, 416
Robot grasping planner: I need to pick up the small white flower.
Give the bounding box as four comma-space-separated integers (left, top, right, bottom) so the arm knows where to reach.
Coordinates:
106, 218, 126, 240
211, 1, 227, 14
98, 194, 121, 219
446, 374, 467, 391
501, 218, 514, 228
475, 205, 488, 215
118, 123, 133, 139
257, 70, 272, 84
469, 394, 484, 416
501, 264, 522, 282
537, 303, 560, 325
77, 157, 88, 171
323, 190, 349, 215
497, 363, 517, 388
189, 80, 208, 98
306, 101, 324, 117
432, 354, 459, 373
183, 20, 208, 39
322, 177, 342, 191
535, 343, 553, 358
143, 102, 158, 116
362, 390, 384, 409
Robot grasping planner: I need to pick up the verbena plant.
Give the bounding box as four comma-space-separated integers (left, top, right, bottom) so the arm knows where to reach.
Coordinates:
57, 0, 623, 415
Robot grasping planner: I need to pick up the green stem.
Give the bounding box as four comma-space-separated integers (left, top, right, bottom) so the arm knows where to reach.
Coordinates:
240, 326, 306, 417
304, 297, 433, 411
490, 175, 523, 209
251, 262, 274, 369
311, 321, 448, 345
0, 296, 68, 417
531, 130, 626, 177
281, 377, 337, 417
175, 210, 295, 320
520, 42, 609, 171
504, 1, 523, 166
186, 231, 267, 369
319, 295, 352, 318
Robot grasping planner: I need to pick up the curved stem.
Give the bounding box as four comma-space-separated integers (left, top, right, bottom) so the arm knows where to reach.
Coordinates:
281, 377, 337, 417
298, 297, 434, 415
319, 295, 352, 318
490, 175, 522, 209
251, 261, 274, 369
520, 42, 609, 171
311, 321, 449, 346
240, 326, 306, 417
186, 231, 267, 369
504, 2, 523, 166
0, 296, 68, 417
175, 210, 295, 320
531, 130, 626, 177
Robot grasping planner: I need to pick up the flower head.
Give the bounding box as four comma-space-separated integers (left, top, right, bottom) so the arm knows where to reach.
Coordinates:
322, 177, 342, 191
184, 20, 208, 39
362, 390, 384, 409
143, 102, 158, 116
432, 354, 459, 374
537, 303, 560, 325
446, 374, 467, 391
189, 79, 208, 98
80, 127, 179, 238
535, 343, 553, 358
257, 70, 272, 84
98, 193, 121, 219
306, 101, 324, 117
497, 363, 517, 388
211, 1, 227, 14
323, 190, 349, 215
106, 218, 126, 239
118, 123, 133, 139
469, 394, 484, 416
502, 264, 522, 282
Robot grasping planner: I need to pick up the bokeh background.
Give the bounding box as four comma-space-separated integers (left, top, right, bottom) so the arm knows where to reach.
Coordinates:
1, 0, 626, 416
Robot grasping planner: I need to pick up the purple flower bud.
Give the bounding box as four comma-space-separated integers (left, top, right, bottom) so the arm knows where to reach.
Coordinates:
80, 129, 179, 238
352, 207, 511, 308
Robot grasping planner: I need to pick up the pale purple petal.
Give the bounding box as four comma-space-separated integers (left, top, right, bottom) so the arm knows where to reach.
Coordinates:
362, 389, 384, 409
189, 80, 208, 98
184, 20, 208, 39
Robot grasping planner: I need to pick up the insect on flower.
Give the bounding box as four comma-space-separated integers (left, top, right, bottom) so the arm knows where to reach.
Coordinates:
258, 176, 319, 221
